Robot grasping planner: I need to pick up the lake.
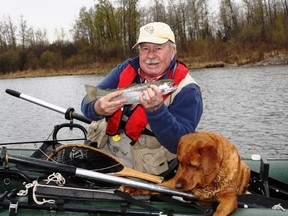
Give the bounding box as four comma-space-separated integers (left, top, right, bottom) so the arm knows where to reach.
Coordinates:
0, 65, 287, 159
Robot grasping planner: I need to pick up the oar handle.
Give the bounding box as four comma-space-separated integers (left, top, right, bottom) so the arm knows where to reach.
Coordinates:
8, 153, 76, 175
5, 89, 91, 124
5, 89, 21, 98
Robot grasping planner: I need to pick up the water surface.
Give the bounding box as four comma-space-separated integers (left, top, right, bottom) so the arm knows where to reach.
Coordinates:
0, 65, 287, 158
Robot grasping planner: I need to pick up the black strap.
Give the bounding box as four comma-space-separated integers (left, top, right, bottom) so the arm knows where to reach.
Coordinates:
129, 128, 155, 146
155, 194, 214, 213
35, 183, 150, 201
160, 158, 178, 180
113, 190, 159, 212
141, 128, 155, 137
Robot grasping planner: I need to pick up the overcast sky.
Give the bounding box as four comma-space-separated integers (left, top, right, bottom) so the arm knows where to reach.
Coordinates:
0, 0, 221, 42
0, 0, 96, 41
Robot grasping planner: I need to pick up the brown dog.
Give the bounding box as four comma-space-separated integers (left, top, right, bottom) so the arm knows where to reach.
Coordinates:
121, 132, 250, 216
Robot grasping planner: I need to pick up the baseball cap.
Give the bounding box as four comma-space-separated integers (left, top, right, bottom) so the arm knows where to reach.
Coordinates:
132, 22, 175, 49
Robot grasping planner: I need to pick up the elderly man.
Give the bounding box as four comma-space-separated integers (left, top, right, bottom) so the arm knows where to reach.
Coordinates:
81, 22, 203, 175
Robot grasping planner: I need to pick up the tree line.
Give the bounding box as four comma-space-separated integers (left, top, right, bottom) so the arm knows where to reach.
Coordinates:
0, 0, 287, 74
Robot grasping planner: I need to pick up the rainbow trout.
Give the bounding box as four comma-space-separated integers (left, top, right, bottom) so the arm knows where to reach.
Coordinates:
85, 79, 177, 104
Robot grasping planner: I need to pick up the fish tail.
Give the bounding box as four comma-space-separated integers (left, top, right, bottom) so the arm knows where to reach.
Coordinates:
85, 85, 110, 104
85, 85, 98, 104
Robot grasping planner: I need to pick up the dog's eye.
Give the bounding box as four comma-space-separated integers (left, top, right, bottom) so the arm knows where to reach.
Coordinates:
187, 163, 198, 170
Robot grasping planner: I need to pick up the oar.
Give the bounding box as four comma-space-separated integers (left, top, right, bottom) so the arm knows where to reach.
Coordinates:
4, 152, 197, 200
48, 143, 164, 183
5, 89, 91, 124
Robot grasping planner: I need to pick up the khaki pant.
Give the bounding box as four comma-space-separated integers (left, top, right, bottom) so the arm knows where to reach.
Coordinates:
100, 133, 176, 175
101, 133, 134, 168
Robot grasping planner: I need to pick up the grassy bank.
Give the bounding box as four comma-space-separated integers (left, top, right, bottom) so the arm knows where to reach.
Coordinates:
0, 62, 116, 79
1, 51, 287, 80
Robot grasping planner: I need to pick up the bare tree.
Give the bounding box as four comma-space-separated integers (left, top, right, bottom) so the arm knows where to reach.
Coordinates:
219, 0, 238, 39
118, 0, 139, 51
185, 0, 200, 40
0, 16, 17, 49
18, 16, 28, 48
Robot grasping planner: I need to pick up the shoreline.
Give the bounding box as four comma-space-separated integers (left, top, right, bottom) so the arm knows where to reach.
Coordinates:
0, 54, 287, 80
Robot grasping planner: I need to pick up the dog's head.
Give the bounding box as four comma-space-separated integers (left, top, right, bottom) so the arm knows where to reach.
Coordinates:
174, 132, 222, 191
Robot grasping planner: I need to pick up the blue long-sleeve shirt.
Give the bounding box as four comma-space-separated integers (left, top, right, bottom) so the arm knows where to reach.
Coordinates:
81, 57, 203, 153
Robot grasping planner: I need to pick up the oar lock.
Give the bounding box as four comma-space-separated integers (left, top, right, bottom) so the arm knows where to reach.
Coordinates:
65, 107, 75, 121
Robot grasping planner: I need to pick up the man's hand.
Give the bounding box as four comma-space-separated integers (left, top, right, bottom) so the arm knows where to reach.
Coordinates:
140, 85, 164, 112
94, 91, 128, 116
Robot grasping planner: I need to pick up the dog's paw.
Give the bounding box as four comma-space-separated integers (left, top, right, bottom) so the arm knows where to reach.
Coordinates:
119, 185, 151, 195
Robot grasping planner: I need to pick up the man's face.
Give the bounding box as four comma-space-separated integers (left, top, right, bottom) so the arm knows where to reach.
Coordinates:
139, 42, 176, 77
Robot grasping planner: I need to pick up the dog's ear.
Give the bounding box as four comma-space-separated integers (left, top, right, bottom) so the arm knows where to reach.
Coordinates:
200, 144, 219, 176
177, 134, 191, 157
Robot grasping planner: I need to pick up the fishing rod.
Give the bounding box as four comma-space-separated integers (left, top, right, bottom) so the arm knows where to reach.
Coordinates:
5, 89, 92, 124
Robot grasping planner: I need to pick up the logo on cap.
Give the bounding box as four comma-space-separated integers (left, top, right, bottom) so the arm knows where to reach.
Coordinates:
144, 26, 154, 34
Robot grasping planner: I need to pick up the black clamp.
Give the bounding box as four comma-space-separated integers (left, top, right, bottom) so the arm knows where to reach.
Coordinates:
9, 201, 18, 216
259, 154, 270, 197
0, 146, 7, 166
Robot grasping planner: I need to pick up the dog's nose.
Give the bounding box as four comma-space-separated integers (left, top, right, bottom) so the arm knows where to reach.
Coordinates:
175, 180, 184, 189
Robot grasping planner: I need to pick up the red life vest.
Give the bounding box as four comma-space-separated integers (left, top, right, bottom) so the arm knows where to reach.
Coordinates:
106, 61, 188, 141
